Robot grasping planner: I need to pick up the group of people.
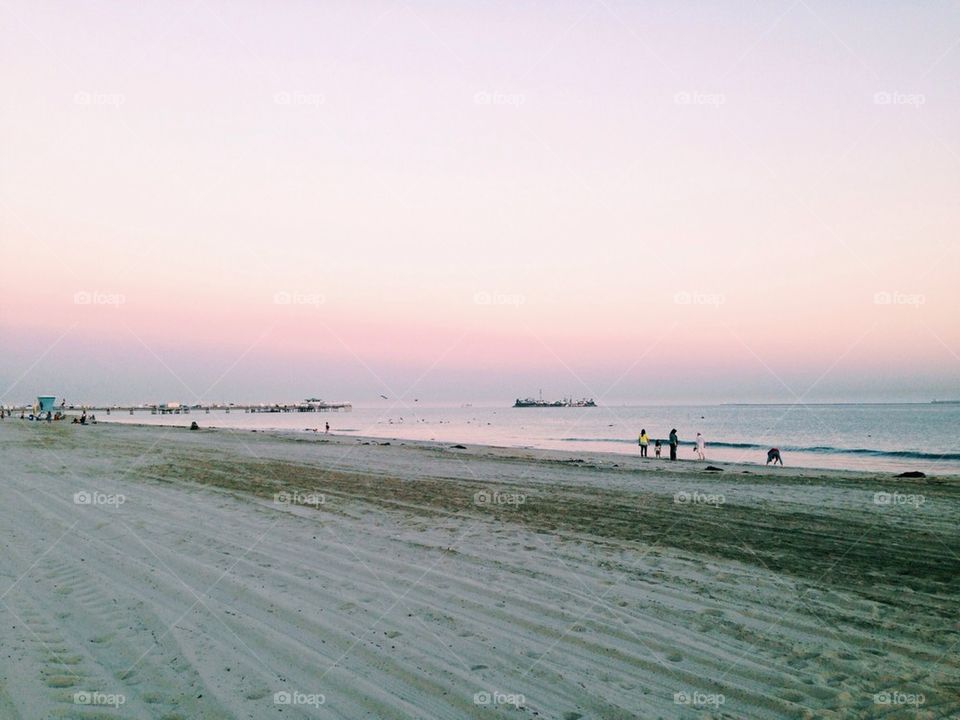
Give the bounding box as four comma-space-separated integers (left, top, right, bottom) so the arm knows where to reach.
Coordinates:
2, 407, 97, 424
637, 428, 702, 461
637, 428, 784, 465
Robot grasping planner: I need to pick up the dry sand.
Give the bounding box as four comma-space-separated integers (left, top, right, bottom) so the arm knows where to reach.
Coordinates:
0, 421, 958, 719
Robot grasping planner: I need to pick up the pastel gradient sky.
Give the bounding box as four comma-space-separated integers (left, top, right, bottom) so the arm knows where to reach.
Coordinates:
2, 0, 958, 404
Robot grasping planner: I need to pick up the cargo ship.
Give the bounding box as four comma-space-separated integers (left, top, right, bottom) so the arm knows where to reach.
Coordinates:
513, 391, 597, 408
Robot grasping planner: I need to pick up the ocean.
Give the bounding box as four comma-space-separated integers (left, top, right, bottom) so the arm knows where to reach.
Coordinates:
101, 401, 960, 474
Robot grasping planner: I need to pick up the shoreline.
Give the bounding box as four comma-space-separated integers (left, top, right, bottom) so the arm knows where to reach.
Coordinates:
13, 399, 960, 476
95, 417, 960, 480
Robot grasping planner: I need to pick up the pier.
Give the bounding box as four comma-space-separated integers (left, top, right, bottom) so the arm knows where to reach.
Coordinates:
7, 400, 352, 416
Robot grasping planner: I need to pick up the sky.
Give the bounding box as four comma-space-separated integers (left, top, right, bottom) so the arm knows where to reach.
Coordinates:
1, 0, 959, 406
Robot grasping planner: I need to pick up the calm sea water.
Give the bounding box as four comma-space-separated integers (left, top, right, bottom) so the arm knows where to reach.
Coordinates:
102, 402, 960, 474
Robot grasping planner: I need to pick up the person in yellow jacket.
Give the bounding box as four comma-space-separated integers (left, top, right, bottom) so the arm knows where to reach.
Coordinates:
638, 429, 649, 458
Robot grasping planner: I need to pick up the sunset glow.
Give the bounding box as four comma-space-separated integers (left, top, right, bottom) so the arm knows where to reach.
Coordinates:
2, 1, 958, 404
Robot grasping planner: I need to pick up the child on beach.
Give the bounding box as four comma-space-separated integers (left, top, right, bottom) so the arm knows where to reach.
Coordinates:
766, 448, 783, 465
654, 439, 661, 458
638, 429, 649, 458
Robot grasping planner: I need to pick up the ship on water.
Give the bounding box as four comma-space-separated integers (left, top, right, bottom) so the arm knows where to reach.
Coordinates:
513, 390, 597, 408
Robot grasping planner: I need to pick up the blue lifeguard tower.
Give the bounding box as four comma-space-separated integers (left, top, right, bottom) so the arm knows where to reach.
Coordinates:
37, 395, 57, 414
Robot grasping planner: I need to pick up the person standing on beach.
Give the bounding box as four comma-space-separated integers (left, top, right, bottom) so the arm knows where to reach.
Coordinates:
669, 429, 679, 461
695, 432, 705, 461
655, 439, 662, 458
638, 429, 649, 458
325, 421, 330, 434
766, 448, 783, 466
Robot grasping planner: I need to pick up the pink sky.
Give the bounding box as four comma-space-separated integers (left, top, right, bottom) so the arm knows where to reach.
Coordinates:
2, 1, 958, 404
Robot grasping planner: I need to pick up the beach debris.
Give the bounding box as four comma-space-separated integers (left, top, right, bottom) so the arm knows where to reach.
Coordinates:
896, 470, 926, 478
704, 466, 724, 472
450, 444, 467, 449
189, 421, 199, 431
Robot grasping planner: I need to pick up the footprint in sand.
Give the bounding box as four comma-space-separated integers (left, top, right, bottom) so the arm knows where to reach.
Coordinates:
44, 674, 78, 688
50, 654, 83, 666
667, 652, 683, 662
778, 689, 805, 703
244, 687, 271, 700
384, 630, 401, 639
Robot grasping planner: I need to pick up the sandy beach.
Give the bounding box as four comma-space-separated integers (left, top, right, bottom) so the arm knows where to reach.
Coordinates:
1, 421, 958, 719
